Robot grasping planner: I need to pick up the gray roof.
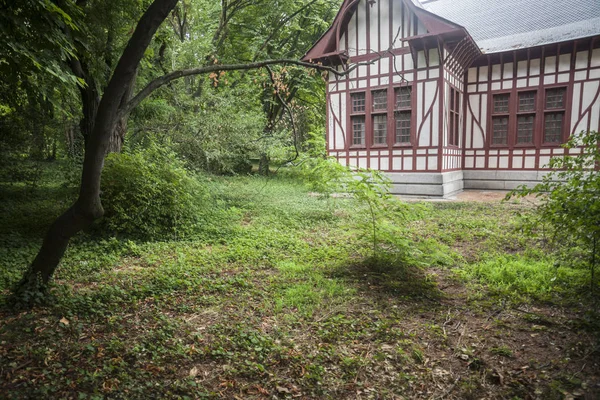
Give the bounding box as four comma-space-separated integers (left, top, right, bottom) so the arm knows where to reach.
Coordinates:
416, 0, 600, 53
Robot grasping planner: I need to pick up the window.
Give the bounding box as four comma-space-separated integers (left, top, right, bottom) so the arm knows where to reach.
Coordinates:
394, 86, 411, 144
351, 92, 366, 113
493, 93, 510, 113
348, 87, 414, 147
352, 116, 365, 145
350, 92, 366, 146
395, 112, 411, 143
546, 88, 566, 109
491, 93, 510, 145
489, 87, 569, 147
516, 91, 536, 144
449, 88, 460, 146
492, 117, 509, 145
544, 88, 566, 143
371, 89, 387, 145
372, 90, 387, 111
517, 115, 534, 143
373, 115, 387, 144
518, 91, 535, 112
395, 87, 411, 109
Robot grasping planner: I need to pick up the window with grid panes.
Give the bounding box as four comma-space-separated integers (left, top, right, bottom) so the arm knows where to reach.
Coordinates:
544, 88, 566, 143
493, 93, 510, 113
394, 86, 411, 144
395, 112, 411, 143
371, 89, 387, 145
491, 93, 510, 145
373, 115, 387, 144
516, 91, 536, 144
517, 115, 534, 143
352, 116, 365, 145
395, 87, 411, 109
544, 113, 563, 143
350, 92, 366, 146
351, 92, 366, 113
546, 88, 566, 109
518, 91, 535, 112
449, 88, 460, 146
492, 117, 509, 144
372, 90, 387, 111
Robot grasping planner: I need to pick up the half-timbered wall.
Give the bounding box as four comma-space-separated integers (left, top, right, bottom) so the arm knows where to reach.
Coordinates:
326, 0, 443, 182
463, 40, 600, 189
441, 48, 465, 173
340, 0, 426, 56
319, 0, 600, 196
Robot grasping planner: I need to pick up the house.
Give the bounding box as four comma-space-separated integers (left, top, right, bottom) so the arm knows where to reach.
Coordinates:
302, 0, 600, 197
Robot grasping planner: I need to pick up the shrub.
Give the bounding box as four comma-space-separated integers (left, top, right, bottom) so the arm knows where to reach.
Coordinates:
508, 130, 600, 291
100, 143, 207, 240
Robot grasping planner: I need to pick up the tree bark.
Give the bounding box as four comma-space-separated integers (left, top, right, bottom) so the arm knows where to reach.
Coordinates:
13, 0, 180, 304
70, 58, 100, 142
106, 70, 138, 154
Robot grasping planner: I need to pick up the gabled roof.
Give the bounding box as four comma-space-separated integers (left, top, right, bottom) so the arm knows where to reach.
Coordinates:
301, 0, 355, 64
301, 0, 470, 63
418, 0, 600, 53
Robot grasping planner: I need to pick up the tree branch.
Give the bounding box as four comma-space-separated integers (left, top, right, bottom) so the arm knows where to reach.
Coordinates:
123, 58, 364, 116
252, 0, 320, 62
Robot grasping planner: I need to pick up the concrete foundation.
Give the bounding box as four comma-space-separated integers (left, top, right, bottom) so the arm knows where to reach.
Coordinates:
463, 170, 550, 190
387, 170, 464, 197
387, 170, 550, 198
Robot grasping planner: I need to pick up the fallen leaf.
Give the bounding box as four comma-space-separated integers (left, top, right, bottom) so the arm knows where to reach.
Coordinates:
277, 386, 291, 394
59, 317, 69, 326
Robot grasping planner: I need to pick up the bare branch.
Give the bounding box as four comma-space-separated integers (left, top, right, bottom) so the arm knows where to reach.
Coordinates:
123, 58, 369, 116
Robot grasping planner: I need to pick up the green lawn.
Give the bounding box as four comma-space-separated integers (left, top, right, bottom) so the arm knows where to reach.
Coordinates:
0, 168, 598, 399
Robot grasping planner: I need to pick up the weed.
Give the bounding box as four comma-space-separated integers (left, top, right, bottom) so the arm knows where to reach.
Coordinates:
490, 345, 513, 358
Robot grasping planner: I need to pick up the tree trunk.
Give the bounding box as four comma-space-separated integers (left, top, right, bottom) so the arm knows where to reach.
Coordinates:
80, 83, 100, 142
258, 153, 270, 176
12, 0, 180, 305
107, 118, 126, 153
106, 72, 137, 154
70, 58, 100, 142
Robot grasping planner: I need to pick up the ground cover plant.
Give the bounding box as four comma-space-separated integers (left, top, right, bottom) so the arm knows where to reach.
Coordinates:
1, 162, 599, 399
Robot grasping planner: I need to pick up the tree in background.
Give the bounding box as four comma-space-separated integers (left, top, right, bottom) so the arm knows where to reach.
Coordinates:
6, 0, 349, 304
12, 0, 181, 303
0, 0, 81, 161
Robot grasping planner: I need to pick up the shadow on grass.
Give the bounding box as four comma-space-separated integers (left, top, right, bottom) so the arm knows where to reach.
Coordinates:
329, 253, 442, 302
0, 184, 77, 238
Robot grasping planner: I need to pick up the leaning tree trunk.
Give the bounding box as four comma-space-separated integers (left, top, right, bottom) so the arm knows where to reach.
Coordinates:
12, 0, 180, 305
106, 72, 137, 154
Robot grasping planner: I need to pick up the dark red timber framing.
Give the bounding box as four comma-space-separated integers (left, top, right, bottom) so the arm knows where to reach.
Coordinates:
303, 0, 481, 174
462, 36, 600, 172
304, 0, 600, 182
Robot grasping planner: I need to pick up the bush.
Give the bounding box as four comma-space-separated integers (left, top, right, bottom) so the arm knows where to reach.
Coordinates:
101, 143, 207, 240
508, 130, 600, 291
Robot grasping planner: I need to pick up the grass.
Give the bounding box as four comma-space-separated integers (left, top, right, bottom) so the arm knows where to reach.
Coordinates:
459, 254, 589, 302
0, 161, 599, 399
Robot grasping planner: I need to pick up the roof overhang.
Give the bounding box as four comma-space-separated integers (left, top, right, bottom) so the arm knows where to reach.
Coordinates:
301, 0, 360, 64
302, 0, 482, 67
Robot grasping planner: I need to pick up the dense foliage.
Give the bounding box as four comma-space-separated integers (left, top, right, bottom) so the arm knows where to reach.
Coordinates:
509, 130, 600, 290
101, 143, 207, 239
1, 0, 338, 167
